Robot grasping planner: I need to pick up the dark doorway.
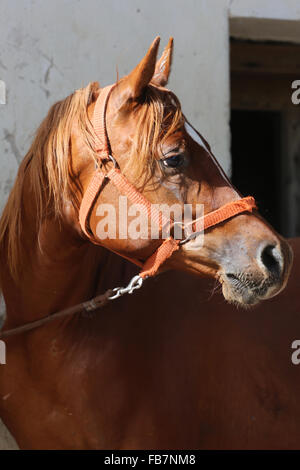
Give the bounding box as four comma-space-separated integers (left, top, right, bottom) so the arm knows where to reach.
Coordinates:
230, 38, 300, 237
230, 109, 282, 233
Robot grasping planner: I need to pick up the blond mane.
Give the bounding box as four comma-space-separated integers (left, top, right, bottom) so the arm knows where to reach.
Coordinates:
0, 81, 100, 279
0, 81, 183, 280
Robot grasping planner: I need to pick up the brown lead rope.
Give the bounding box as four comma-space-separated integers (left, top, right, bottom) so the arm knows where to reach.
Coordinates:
0, 275, 145, 339
0, 289, 113, 339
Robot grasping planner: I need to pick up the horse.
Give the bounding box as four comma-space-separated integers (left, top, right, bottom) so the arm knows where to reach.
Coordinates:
0, 37, 293, 449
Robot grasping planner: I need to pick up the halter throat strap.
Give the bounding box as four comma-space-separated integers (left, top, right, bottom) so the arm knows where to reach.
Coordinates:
79, 84, 256, 279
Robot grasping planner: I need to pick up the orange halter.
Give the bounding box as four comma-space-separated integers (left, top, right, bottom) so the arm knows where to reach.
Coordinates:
79, 84, 256, 279
0, 85, 257, 339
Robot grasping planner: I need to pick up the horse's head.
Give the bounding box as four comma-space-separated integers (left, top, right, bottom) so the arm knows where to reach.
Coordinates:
70, 37, 292, 306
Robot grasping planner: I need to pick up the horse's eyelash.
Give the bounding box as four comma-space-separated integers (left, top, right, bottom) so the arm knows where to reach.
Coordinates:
162, 148, 182, 158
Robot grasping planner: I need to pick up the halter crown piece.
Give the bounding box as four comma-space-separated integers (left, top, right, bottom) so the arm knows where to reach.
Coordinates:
79, 84, 256, 280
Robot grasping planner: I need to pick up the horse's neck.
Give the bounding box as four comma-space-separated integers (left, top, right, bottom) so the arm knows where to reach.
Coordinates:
1, 211, 134, 329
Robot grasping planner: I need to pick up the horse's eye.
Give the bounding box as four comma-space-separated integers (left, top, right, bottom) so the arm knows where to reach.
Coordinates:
162, 154, 185, 168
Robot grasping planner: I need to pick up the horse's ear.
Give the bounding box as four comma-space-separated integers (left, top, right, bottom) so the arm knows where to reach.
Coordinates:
151, 37, 173, 87
118, 37, 160, 103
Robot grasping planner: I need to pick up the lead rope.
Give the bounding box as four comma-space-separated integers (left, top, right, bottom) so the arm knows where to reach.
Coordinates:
0, 275, 144, 339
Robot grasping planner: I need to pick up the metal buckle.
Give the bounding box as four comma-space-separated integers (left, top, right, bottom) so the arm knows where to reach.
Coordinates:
179, 231, 203, 245
108, 154, 118, 168
108, 275, 144, 300
95, 154, 118, 173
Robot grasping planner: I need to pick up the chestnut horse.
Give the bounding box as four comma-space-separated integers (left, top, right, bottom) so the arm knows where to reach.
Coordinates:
0, 38, 293, 449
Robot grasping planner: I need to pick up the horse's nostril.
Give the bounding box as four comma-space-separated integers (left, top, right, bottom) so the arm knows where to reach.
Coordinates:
260, 244, 282, 277
226, 273, 239, 281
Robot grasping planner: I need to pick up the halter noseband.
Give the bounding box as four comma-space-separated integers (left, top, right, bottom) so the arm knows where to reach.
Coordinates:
79, 84, 256, 279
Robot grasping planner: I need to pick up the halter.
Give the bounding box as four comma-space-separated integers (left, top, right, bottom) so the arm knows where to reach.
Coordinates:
0, 83, 257, 340
79, 84, 256, 279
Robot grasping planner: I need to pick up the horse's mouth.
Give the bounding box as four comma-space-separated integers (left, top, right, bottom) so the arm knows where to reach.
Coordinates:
220, 272, 279, 307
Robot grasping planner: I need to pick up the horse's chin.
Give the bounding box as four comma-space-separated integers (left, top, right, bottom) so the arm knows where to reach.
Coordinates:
220, 276, 282, 308
221, 281, 262, 308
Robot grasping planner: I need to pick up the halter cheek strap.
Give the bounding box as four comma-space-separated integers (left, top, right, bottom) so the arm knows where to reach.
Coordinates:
79, 84, 256, 279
